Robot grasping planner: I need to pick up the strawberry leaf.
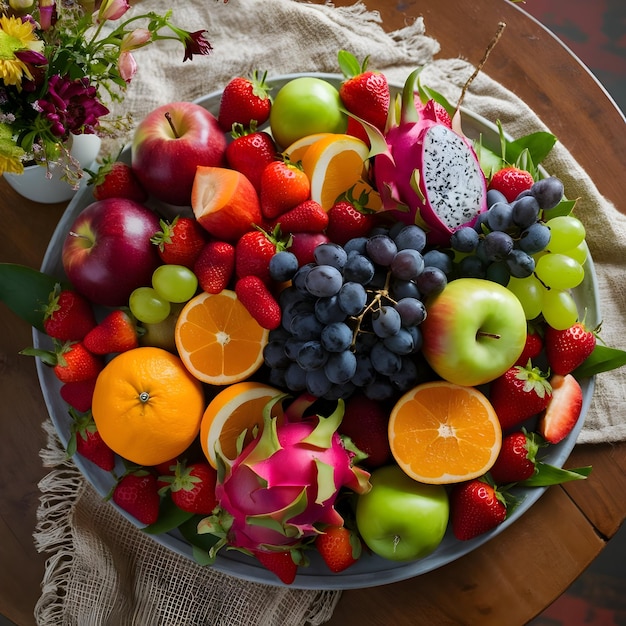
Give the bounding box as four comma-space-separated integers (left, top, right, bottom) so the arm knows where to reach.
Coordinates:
573, 344, 626, 378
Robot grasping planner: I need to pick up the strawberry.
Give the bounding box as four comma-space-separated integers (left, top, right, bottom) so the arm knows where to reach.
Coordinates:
544, 321, 597, 375
154, 458, 178, 491
151, 216, 208, 269
339, 393, 391, 469
67, 408, 115, 471
488, 166, 534, 203
235, 226, 286, 283
22, 340, 104, 383
43, 284, 97, 341
271, 199, 329, 234
83, 309, 139, 355
225, 122, 277, 193
193, 239, 236, 294
161, 460, 218, 515
338, 50, 390, 145
218, 70, 272, 132
315, 525, 362, 573
235, 275, 281, 330
89, 158, 148, 202
514, 325, 544, 366
259, 158, 311, 220
538, 374, 583, 444
288, 231, 330, 266
326, 189, 376, 245
489, 430, 540, 485
450, 478, 507, 541
111, 470, 160, 526
489, 362, 552, 430
59, 377, 98, 412
253, 549, 298, 585
53, 342, 104, 383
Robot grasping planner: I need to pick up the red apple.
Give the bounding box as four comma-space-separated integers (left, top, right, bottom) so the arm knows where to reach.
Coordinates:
62, 199, 161, 307
131, 101, 227, 206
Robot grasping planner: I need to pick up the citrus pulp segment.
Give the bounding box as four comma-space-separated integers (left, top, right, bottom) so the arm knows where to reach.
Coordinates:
301, 134, 370, 209
200, 381, 285, 468
388, 382, 502, 484
174, 290, 269, 385
91, 347, 205, 466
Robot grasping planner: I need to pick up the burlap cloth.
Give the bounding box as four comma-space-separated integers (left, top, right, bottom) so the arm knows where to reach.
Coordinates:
32, 1, 626, 624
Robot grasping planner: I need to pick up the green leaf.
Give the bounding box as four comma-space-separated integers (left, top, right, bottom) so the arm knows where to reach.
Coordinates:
506, 131, 557, 166
179, 515, 224, 552
0, 264, 64, 332
519, 463, 592, 487
142, 496, 194, 535
573, 344, 626, 378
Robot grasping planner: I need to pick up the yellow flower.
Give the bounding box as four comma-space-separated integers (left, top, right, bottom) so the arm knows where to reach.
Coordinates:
0, 15, 44, 87
0, 123, 26, 174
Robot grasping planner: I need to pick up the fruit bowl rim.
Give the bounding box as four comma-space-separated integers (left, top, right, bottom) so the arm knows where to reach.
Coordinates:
33, 72, 600, 590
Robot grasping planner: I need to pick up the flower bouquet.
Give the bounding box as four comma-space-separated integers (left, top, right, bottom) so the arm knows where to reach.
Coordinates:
0, 0, 214, 187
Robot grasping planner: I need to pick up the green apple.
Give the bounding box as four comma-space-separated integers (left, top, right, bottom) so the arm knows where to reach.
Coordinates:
421, 278, 527, 386
269, 77, 347, 148
356, 464, 449, 562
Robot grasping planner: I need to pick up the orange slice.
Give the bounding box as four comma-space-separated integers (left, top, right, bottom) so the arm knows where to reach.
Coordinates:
174, 290, 269, 385
300, 134, 370, 210
283, 133, 332, 164
388, 382, 502, 484
200, 381, 284, 468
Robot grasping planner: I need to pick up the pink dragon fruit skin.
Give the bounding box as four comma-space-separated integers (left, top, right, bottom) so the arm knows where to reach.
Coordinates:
200, 395, 371, 554
373, 69, 488, 246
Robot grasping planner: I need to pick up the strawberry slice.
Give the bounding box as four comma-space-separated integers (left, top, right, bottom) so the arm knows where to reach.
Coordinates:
538, 374, 583, 444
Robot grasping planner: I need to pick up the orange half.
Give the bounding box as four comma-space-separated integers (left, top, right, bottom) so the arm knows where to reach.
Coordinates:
388, 382, 502, 484
175, 290, 269, 386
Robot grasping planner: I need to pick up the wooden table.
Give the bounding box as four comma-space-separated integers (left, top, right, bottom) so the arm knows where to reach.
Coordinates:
0, 1, 624, 624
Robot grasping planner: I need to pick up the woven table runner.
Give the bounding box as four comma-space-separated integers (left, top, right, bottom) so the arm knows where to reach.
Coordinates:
33, 1, 626, 624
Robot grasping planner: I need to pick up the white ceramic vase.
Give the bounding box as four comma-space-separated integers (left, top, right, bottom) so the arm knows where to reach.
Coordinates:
3, 133, 102, 204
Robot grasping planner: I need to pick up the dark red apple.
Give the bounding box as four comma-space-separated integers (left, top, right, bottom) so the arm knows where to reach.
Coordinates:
62, 199, 161, 306
131, 101, 227, 206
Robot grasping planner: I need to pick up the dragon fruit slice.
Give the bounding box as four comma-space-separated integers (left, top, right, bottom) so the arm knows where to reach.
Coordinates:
198, 394, 371, 558
372, 68, 488, 246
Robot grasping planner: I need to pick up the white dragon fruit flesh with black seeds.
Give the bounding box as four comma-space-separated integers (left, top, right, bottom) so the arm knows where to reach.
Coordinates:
373, 69, 488, 246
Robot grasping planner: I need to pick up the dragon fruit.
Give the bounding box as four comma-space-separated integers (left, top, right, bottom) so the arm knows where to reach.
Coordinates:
197, 393, 371, 558
372, 68, 488, 245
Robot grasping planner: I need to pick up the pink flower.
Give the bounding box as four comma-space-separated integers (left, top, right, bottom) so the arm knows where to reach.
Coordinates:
97, 0, 130, 23
120, 28, 152, 52
37, 0, 57, 31
117, 50, 137, 83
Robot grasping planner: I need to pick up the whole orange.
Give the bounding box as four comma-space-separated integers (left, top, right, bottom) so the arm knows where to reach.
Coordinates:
91, 346, 205, 466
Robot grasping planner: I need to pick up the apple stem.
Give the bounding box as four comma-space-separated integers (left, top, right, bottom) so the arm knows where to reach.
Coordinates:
68, 230, 91, 242
164, 111, 180, 138
477, 331, 502, 340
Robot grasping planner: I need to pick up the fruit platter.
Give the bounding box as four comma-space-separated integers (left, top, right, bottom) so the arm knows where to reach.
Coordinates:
23, 59, 611, 590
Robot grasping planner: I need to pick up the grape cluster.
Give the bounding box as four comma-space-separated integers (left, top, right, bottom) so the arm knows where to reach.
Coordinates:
263, 225, 441, 401
449, 175, 586, 329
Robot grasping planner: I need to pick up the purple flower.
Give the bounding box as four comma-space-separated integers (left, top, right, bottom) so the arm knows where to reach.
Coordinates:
182, 30, 212, 62
37, 0, 57, 31
37, 75, 109, 138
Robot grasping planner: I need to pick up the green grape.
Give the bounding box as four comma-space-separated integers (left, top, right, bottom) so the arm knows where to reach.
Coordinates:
561, 240, 589, 265
152, 264, 198, 303
541, 288, 578, 330
535, 252, 585, 290
507, 275, 544, 320
546, 215, 586, 252
129, 286, 171, 324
